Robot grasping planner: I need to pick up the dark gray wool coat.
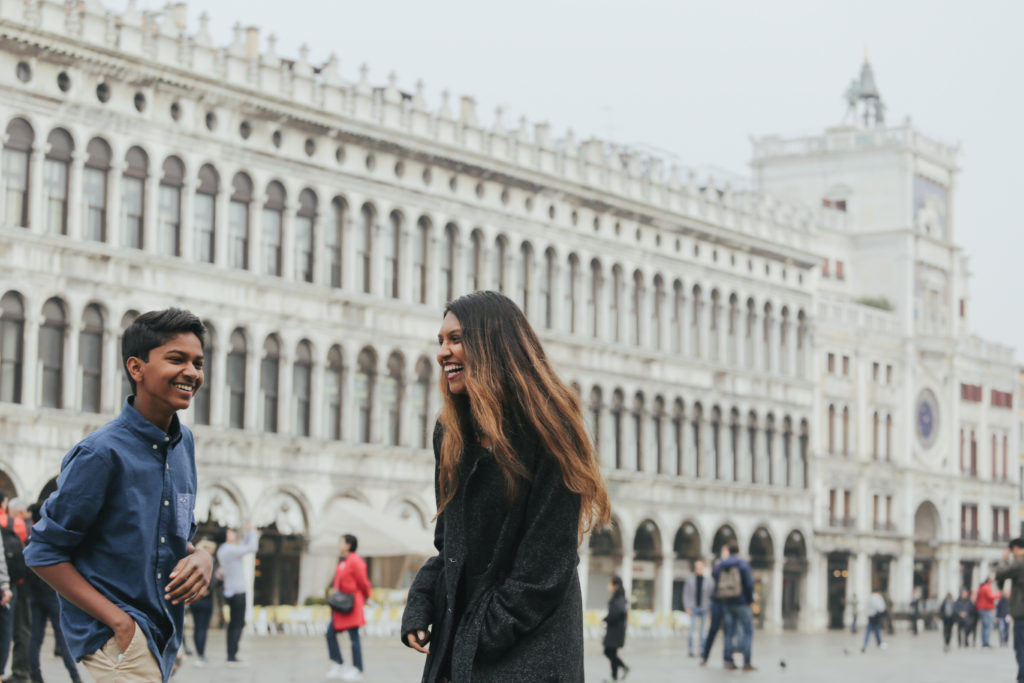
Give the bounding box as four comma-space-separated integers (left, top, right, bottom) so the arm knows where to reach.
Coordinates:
401, 423, 584, 682
602, 591, 627, 649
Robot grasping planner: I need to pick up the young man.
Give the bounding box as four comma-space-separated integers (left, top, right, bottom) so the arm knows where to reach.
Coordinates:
683, 559, 714, 658
712, 541, 756, 671
216, 522, 258, 665
995, 538, 1024, 683
24, 308, 213, 683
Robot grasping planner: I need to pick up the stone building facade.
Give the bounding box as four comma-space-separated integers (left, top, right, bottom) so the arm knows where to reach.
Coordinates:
0, 2, 1016, 631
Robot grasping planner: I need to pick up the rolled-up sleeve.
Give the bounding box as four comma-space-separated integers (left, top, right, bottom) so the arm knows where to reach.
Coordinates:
24, 446, 112, 568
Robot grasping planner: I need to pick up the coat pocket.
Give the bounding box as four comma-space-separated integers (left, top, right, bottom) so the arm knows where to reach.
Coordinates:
175, 493, 195, 540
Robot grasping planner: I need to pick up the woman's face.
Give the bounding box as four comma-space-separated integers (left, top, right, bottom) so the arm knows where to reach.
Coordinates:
437, 311, 467, 395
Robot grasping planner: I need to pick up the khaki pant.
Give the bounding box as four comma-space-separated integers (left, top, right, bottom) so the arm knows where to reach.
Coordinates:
81, 622, 162, 682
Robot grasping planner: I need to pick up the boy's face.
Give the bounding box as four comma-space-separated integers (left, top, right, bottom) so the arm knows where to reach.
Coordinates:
127, 332, 204, 419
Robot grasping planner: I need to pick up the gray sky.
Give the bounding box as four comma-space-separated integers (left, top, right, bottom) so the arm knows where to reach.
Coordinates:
135, 0, 1023, 361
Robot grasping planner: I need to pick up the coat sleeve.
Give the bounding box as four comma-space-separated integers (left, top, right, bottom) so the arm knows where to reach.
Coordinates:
476, 445, 582, 659
995, 559, 1024, 586
400, 423, 445, 644
357, 555, 372, 600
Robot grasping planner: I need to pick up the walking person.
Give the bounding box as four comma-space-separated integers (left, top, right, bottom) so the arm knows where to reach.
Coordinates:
998, 587, 1011, 647
216, 521, 258, 666
401, 291, 612, 682
700, 546, 730, 667
977, 575, 998, 647
939, 592, 956, 652
0, 495, 29, 683
24, 308, 214, 683
188, 538, 217, 666
713, 540, 755, 671
954, 587, 975, 647
848, 593, 859, 634
683, 559, 714, 658
601, 576, 629, 682
326, 534, 371, 681
995, 538, 1024, 682
861, 588, 887, 652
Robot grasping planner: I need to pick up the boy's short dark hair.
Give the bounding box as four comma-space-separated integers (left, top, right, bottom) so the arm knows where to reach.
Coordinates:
122, 308, 205, 393
727, 541, 740, 556
344, 534, 358, 553
1009, 537, 1024, 551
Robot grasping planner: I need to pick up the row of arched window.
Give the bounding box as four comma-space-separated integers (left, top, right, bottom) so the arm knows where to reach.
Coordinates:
2, 118, 810, 374
0, 291, 438, 449
586, 386, 810, 488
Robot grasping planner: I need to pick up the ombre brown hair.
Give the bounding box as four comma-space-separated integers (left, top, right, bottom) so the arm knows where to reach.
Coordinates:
436, 291, 611, 536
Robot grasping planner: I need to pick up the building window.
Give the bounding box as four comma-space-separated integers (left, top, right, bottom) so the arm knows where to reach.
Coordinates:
79, 304, 104, 413
829, 488, 837, 525
827, 404, 835, 454
631, 272, 645, 347
961, 504, 978, 541
3, 118, 33, 228
293, 341, 312, 437
382, 352, 404, 446
541, 248, 556, 330
0, 292, 26, 403
822, 259, 830, 277
412, 357, 432, 449
992, 389, 1013, 408
711, 407, 722, 480
83, 138, 111, 242
120, 146, 148, 249
827, 352, 835, 373
193, 164, 218, 263
440, 223, 457, 304
609, 266, 624, 344
193, 324, 213, 425
157, 156, 184, 256
412, 218, 430, 304
261, 181, 286, 276
43, 128, 73, 235
384, 211, 403, 299
611, 390, 624, 470
588, 261, 603, 339
872, 411, 879, 459
325, 345, 344, 440
650, 277, 665, 351
672, 281, 685, 354
260, 335, 280, 432
842, 406, 849, 455
671, 400, 684, 476
356, 204, 375, 294
326, 197, 347, 288
39, 298, 67, 408
690, 285, 702, 357
228, 173, 252, 270
631, 393, 645, 472
565, 254, 580, 335
885, 414, 892, 461
466, 228, 483, 294
517, 241, 533, 315
492, 235, 508, 293
355, 348, 376, 443
294, 189, 317, 283
885, 364, 893, 384
885, 495, 892, 529
970, 430, 978, 476
747, 411, 757, 484
841, 355, 849, 376
961, 383, 983, 402
652, 397, 665, 474
227, 329, 247, 429
836, 260, 845, 280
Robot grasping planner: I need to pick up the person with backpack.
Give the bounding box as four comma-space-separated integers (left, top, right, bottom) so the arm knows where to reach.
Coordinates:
861, 588, 888, 652
712, 541, 756, 671
0, 495, 29, 683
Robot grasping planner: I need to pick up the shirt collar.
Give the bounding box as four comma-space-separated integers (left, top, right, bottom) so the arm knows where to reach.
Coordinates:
120, 396, 183, 448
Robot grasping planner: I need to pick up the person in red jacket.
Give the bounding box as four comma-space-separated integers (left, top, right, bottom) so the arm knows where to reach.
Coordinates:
976, 576, 999, 647
326, 534, 371, 681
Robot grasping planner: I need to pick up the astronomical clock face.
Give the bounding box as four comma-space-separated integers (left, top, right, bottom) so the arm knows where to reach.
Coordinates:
915, 389, 939, 450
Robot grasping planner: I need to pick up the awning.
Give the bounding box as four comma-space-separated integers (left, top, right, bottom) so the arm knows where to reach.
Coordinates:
324, 499, 436, 558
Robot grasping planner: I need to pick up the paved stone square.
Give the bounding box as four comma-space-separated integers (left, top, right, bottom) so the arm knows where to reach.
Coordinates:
35, 625, 1018, 682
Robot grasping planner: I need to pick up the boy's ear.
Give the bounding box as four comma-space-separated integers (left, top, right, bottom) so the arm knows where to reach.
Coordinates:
125, 356, 145, 383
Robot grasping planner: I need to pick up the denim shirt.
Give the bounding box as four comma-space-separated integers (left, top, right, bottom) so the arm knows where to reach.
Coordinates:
24, 397, 197, 683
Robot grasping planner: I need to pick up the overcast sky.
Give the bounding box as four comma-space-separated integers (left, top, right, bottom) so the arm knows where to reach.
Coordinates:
135, 0, 1023, 362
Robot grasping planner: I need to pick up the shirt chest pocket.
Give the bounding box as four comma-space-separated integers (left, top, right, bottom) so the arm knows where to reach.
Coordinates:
175, 493, 195, 540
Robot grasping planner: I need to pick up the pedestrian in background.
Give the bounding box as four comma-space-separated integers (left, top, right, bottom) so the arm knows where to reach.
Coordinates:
995, 539, 1024, 682
683, 559, 714, 658
0, 495, 30, 683
216, 521, 258, 666
861, 588, 887, 652
713, 540, 755, 671
848, 593, 859, 634
326, 534, 371, 681
188, 538, 217, 666
401, 291, 611, 682
954, 587, 975, 647
939, 592, 956, 653
601, 575, 629, 682
977, 576, 998, 647
700, 546, 729, 667
997, 586, 1011, 647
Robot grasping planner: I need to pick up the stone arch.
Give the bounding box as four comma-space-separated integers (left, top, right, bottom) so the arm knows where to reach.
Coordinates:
712, 524, 738, 556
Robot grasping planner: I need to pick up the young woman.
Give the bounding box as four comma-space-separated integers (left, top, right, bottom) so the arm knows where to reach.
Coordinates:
401, 291, 611, 682
602, 576, 629, 681
327, 535, 371, 681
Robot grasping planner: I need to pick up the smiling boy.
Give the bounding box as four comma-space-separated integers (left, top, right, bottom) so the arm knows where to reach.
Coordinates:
24, 308, 213, 683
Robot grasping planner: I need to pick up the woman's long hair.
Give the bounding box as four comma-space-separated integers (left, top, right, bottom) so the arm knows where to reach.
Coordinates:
436, 291, 611, 537
609, 575, 625, 599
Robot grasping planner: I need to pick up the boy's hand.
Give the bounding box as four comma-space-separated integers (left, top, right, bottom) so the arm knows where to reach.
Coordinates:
165, 547, 213, 605
0, 589, 11, 608
406, 629, 430, 654
113, 614, 136, 653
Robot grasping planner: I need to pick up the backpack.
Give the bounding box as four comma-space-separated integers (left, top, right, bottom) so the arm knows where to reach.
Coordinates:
717, 565, 743, 600
1, 516, 27, 583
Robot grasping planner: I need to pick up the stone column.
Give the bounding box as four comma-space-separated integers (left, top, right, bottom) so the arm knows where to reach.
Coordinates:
107, 160, 124, 247
658, 553, 674, 615
21, 310, 40, 408
245, 334, 260, 431
309, 354, 324, 439
280, 201, 295, 281
102, 321, 121, 413
213, 183, 229, 267
894, 539, 915, 606
208, 323, 228, 429
768, 549, 784, 631
277, 346, 293, 436
143, 167, 159, 253
853, 552, 870, 622
621, 546, 635, 606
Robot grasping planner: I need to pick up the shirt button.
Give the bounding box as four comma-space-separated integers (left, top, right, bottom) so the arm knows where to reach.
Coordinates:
152, 444, 158, 450
157, 572, 162, 579
161, 536, 166, 543
164, 500, 169, 506
164, 437, 169, 442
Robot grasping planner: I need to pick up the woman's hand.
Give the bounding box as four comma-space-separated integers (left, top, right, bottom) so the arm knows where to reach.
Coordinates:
406, 629, 431, 654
